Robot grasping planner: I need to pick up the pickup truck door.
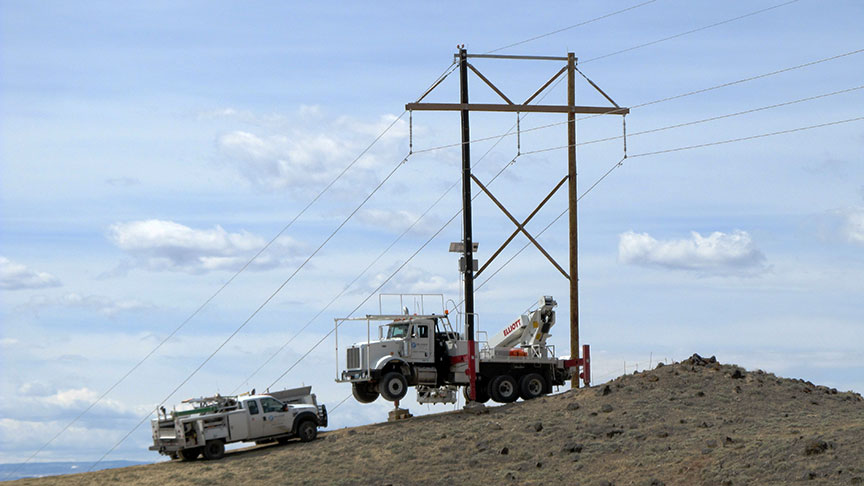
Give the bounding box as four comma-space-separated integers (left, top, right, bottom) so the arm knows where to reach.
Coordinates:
258, 397, 294, 437
245, 399, 266, 438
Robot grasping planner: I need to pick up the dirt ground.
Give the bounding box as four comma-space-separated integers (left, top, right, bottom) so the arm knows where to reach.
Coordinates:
11, 355, 864, 486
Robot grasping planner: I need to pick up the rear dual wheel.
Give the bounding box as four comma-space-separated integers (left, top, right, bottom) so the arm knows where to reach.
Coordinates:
519, 373, 547, 400
489, 375, 519, 403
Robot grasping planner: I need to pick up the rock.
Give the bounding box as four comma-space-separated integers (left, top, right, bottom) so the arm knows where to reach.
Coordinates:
850, 477, 863, 485
598, 385, 612, 396
706, 439, 718, 448
730, 369, 746, 379
596, 481, 613, 486
601, 404, 614, 413
475, 440, 490, 452
701, 448, 713, 455
696, 391, 705, 397
647, 480, 665, 486
535, 461, 543, 468
685, 353, 717, 366
562, 442, 583, 454
566, 402, 581, 411
606, 428, 623, 438
533, 422, 543, 432
655, 362, 665, 369
645, 374, 659, 382
656, 431, 669, 438
499, 446, 509, 455
504, 472, 516, 481
804, 439, 829, 456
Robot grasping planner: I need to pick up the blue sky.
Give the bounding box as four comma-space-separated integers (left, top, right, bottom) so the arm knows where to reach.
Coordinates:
1, 0, 863, 465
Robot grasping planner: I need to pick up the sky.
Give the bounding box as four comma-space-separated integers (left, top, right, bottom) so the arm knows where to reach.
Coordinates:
1, 0, 863, 466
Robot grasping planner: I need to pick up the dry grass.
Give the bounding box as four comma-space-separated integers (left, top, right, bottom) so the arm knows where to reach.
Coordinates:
11, 355, 864, 486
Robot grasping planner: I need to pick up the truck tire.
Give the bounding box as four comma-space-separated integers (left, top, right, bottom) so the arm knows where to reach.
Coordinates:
378, 372, 408, 401
519, 373, 547, 400
352, 382, 379, 403
489, 375, 519, 403
462, 381, 490, 403
297, 420, 317, 442
202, 440, 225, 460
177, 447, 201, 461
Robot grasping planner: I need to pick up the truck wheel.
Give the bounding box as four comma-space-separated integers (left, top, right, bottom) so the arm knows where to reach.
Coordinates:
297, 420, 317, 442
489, 375, 519, 403
462, 381, 489, 403
202, 440, 225, 460
378, 372, 408, 401
352, 382, 379, 403
177, 447, 201, 461
519, 373, 547, 400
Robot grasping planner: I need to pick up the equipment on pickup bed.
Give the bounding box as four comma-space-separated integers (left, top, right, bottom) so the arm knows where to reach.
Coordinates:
149, 386, 327, 460
335, 295, 589, 406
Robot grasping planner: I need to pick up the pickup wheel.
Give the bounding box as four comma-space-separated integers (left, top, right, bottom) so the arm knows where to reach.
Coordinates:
177, 447, 201, 461
462, 381, 490, 403
378, 372, 408, 401
519, 373, 547, 400
202, 440, 225, 460
489, 375, 519, 403
352, 382, 379, 403
297, 420, 317, 442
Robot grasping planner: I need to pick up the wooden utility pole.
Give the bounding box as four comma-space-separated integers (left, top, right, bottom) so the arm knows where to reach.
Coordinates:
407, 49, 627, 396
567, 52, 580, 389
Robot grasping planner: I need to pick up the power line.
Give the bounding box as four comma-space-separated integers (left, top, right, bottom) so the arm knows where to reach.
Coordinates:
409, 47, 864, 155
485, 0, 661, 54
519, 84, 864, 156
582, 0, 802, 64
629, 115, 864, 158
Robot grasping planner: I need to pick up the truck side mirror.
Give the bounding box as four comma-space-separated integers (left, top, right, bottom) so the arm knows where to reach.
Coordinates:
282, 404, 288, 412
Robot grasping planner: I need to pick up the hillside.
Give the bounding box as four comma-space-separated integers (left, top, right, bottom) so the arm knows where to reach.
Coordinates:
11, 355, 864, 486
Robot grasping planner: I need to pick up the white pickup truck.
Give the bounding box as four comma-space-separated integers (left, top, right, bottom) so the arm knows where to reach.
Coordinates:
149, 386, 327, 460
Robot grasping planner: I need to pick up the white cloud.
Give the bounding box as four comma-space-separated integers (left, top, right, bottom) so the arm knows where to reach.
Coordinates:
107, 219, 302, 274
216, 109, 407, 194
22, 292, 151, 318
618, 230, 767, 275
0, 338, 19, 347
0, 256, 62, 290
841, 208, 864, 244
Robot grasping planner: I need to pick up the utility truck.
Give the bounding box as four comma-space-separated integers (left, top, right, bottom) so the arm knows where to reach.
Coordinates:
336, 295, 589, 405
149, 386, 327, 461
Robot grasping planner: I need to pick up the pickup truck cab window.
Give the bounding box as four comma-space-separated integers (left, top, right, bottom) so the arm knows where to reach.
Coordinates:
260, 397, 284, 413
247, 400, 259, 415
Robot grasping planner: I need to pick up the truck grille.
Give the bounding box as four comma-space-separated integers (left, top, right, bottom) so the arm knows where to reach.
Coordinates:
347, 347, 360, 369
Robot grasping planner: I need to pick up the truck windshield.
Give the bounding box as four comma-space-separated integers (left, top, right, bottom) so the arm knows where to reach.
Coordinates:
386, 323, 409, 339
